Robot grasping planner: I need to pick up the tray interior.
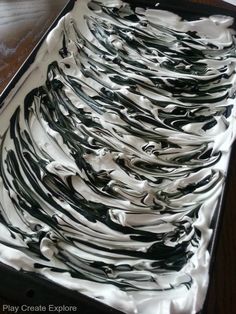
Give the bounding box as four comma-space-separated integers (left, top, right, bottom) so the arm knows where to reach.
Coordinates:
0, 1, 235, 313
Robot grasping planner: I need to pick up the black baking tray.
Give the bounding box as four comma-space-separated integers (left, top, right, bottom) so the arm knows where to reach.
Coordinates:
0, 0, 235, 313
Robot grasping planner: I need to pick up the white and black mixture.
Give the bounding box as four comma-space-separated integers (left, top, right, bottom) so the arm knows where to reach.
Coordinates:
0, 1, 236, 313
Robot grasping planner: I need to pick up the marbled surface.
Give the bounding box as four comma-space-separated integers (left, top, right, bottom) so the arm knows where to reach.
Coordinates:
0, 0, 235, 314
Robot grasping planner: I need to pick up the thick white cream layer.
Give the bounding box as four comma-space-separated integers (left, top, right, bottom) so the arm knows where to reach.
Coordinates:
0, 1, 236, 313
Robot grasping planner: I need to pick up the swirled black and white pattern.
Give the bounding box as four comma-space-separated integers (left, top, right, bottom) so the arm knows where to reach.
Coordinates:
0, 1, 236, 313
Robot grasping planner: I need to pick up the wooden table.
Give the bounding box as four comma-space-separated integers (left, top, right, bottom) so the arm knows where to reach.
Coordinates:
0, 1, 235, 313
0, 0, 69, 95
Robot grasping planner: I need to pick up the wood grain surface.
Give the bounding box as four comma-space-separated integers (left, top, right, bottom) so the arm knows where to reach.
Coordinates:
0, 0, 235, 314
0, 0, 69, 94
